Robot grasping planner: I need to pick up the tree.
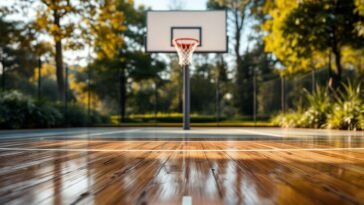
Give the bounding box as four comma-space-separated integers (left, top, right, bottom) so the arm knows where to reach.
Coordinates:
263, 0, 364, 93
207, 0, 252, 115
207, 0, 251, 74
190, 55, 216, 113
85, 2, 166, 120
283, 0, 364, 92
17, 0, 125, 101
0, 16, 44, 93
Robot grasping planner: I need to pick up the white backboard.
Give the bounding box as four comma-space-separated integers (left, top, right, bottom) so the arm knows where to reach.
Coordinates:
145, 10, 228, 53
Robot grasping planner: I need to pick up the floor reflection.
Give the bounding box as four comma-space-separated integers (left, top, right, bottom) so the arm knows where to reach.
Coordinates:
0, 128, 363, 204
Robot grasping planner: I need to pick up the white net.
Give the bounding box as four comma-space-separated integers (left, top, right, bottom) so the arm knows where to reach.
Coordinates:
173, 38, 199, 66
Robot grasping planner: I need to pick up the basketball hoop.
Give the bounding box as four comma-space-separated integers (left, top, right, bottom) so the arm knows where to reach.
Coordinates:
173, 38, 199, 66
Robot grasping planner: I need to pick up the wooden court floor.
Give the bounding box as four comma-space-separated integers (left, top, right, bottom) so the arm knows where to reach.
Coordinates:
0, 128, 363, 205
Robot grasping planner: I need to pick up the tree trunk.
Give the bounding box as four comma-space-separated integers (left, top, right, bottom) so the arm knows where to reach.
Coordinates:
234, 10, 242, 73
329, 44, 342, 94
54, 12, 65, 102
119, 68, 126, 123
328, 22, 342, 94
55, 40, 65, 102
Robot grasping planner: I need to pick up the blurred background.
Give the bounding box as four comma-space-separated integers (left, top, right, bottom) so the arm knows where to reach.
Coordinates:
0, 0, 363, 129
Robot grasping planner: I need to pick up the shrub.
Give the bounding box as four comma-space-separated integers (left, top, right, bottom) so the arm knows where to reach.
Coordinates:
273, 82, 363, 130
0, 90, 108, 129
358, 105, 364, 130
326, 83, 363, 130
90, 110, 110, 124
111, 113, 225, 124
59, 104, 87, 127
272, 111, 304, 128
29, 102, 63, 128
0, 91, 35, 129
0, 91, 62, 128
299, 87, 331, 128
55, 104, 109, 127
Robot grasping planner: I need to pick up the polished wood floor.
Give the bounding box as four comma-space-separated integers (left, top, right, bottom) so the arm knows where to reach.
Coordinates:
0, 128, 363, 205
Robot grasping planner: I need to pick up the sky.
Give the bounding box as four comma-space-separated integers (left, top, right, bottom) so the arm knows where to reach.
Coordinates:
134, 0, 207, 10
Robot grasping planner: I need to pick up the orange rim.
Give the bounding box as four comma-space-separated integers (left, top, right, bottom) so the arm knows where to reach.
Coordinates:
173, 38, 199, 48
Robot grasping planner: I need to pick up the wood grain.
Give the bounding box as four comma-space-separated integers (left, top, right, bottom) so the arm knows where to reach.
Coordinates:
0, 132, 363, 205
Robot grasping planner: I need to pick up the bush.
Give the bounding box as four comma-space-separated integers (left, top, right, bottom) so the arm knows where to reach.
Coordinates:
326, 83, 363, 130
55, 103, 109, 127
272, 111, 304, 128
0, 90, 108, 129
0, 91, 62, 128
358, 106, 364, 130
272, 82, 363, 130
299, 87, 331, 128
0, 91, 35, 129
28, 102, 63, 128
111, 113, 225, 124
62, 104, 88, 127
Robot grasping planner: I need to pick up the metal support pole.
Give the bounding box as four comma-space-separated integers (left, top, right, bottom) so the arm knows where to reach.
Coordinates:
38, 57, 42, 101
183, 65, 190, 130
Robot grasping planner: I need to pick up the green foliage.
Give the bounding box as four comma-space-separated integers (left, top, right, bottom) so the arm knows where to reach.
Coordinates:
0, 91, 61, 128
272, 111, 304, 128
299, 87, 331, 128
283, 0, 364, 55
111, 113, 225, 124
29, 102, 63, 128
262, 0, 364, 94
273, 82, 364, 130
327, 83, 363, 129
0, 90, 108, 129
358, 106, 364, 129
0, 91, 34, 129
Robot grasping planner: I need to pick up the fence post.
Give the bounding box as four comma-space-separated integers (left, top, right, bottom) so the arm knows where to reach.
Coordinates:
0, 49, 5, 92
253, 68, 257, 126
87, 64, 91, 126
38, 57, 42, 101
154, 80, 158, 123
281, 76, 285, 113
216, 68, 220, 125
312, 67, 316, 93
64, 64, 69, 127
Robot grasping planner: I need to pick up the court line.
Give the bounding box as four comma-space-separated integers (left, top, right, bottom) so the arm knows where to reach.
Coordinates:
0, 147, 363, 152
0, 129, 140, 139
236, 129, 284, 138
182, 196, 192, 205
72, 129, 141, 138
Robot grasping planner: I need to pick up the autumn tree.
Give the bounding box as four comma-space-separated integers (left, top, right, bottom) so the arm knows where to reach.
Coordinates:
262, 0, 364, 94
85, 1, 166, 121
282, 0, 364, 91
17, 0, 125, 101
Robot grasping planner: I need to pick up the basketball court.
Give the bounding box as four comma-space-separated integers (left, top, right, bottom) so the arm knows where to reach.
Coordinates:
0, 6, 363, 205
0, 127, 363, 205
